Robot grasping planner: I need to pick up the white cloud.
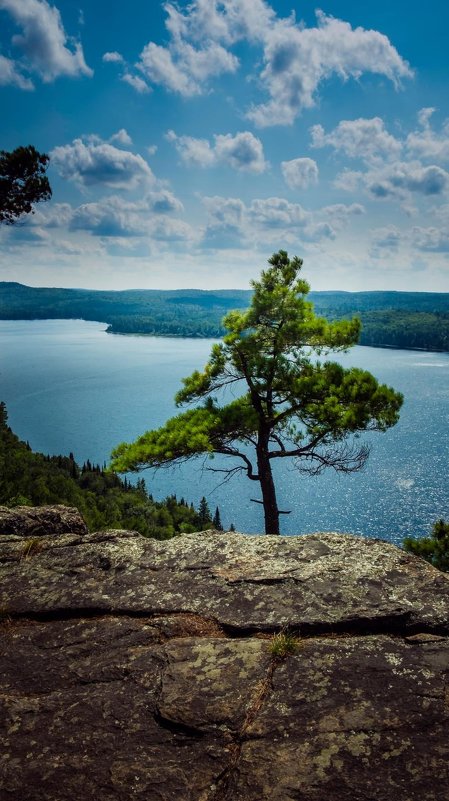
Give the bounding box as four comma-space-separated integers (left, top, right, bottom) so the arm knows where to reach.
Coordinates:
69, 193, 187, 240
412, 226, 449, 253
367, 163, 449, 199
25, 202, 74, 228
0, 0, 92, 84
310, 118, 402, 163
164, 0, 275, 46
102, 51, 124, 64
121, 73, 150, 93
336, 160, 449, 201
214, 132, 266, 173
322, 203, 365, 229
0, 53, 34, 89
202, 195, 246, 227
247, 11, 412, 127
110, 129, 133, 146
137, 38, 238, 96
333, 169, 363, 192
167, 130, 267, 172
146, 190, 184, 214
248, 197, 307, 227
117, 2, 411, 123
51, 138, 155, 190
406, 109, 449, 163
281, 157, 319, 189
201, 194, 361, 249
166, 130, 216, 167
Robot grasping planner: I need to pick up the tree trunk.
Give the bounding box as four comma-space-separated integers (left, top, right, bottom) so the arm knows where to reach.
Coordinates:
256, 445, 280, 535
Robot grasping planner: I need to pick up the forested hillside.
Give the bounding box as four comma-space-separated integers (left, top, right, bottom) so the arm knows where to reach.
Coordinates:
1, 281, 449, 350
0, 402, 221, 538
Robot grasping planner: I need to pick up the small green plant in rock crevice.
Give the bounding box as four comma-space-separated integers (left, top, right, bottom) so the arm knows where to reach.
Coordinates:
269, 631, 300, 659
21, 537, 45, 559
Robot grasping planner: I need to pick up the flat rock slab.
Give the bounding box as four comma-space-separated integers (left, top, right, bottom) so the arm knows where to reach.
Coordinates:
1, 527, 449, 632
1, 510, 449, 800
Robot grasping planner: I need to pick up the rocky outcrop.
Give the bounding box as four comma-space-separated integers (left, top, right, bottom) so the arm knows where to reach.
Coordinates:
0, 504, 88, 538
1, 507, 449, 800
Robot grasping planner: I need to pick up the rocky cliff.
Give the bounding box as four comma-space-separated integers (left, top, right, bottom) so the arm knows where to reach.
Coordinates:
1, 505, 448, 801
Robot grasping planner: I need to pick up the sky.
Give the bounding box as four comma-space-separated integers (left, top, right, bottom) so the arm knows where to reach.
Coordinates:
1, 0, 449, 292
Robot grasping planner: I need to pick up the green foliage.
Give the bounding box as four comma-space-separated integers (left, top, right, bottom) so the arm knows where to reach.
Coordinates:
198, 496, 212, 528
213, 506, 223, 531
0, 146, 52, 224
111, 251, 403, 535
1, 281, 449, 351
403, 519, 449, 572
269, 631, 300, 658
0, 402, 212, 540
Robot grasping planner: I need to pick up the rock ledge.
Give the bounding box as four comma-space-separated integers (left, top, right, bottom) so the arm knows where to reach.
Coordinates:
1, 506, 448, 800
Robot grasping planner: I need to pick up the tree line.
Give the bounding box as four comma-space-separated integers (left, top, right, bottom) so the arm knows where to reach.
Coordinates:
0, 402, 225, 538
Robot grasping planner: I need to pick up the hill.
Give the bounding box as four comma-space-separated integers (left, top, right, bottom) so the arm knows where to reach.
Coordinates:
1, 281, 449, 349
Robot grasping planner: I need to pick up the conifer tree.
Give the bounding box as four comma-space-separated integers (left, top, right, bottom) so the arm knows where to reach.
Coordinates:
213, 506, 223, 531
198, 496, 212, 527
111, 251, 403, 535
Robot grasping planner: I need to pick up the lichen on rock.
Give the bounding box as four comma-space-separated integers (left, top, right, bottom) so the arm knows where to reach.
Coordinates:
1, 506, 449, 800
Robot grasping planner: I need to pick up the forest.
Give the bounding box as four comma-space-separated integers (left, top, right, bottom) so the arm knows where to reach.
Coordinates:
0, 402, 223, 539
2, 281, 449, 350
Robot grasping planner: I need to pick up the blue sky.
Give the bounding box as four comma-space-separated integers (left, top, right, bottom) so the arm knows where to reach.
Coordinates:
1, 0, 449, 291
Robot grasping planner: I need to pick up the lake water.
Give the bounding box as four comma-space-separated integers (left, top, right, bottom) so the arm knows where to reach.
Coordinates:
1, 318, 448, 545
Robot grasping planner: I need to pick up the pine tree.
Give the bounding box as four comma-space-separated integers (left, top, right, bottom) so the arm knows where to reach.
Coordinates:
198, 496, 212, 528
213, 506, 223, 531
111, 251, 403, 535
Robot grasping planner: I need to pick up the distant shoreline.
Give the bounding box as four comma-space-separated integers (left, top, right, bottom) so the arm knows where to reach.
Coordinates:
1, 281, 449, 353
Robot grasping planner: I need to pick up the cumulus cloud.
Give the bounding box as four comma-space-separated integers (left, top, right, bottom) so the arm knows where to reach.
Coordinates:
24, 202, 74, 228
102, 51, 124, 64
68, 192, 185, 239
412, 226, 449, 252
121, 73, 150, 93
203, 195, 246, 227
201, 194, 361, 248
123, 2, 410, 122
321, 203, 365, 229
0, 0, 92, 85
51, 138, 155, 190
146, 190, 184, 214
164, 0, 275, 46
137, 38, 238, 96
131, 0, 275, 96
247, 11, 412, 126
110, 129, 133, 146
214, 132, 267, 173
336, 160, 449, 201
248, 197, 307, 227
167, 130, 267, 172
310, 118, 402, 163
166, 131, 215, 167
406, 109, 449, 163
0, 54, 34, 89
367, 163, 449, 199
281, 158, 319, 189
201, 195, 248, 249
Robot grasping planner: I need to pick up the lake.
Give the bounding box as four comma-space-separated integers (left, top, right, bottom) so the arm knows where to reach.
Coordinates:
1, 318, 448, 545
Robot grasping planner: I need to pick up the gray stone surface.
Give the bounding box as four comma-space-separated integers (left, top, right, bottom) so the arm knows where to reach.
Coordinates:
0, 504, 88, 538
1, 507, 449, 800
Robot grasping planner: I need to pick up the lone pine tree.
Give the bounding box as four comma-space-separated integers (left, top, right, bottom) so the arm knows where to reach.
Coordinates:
111, 251, 403, 535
